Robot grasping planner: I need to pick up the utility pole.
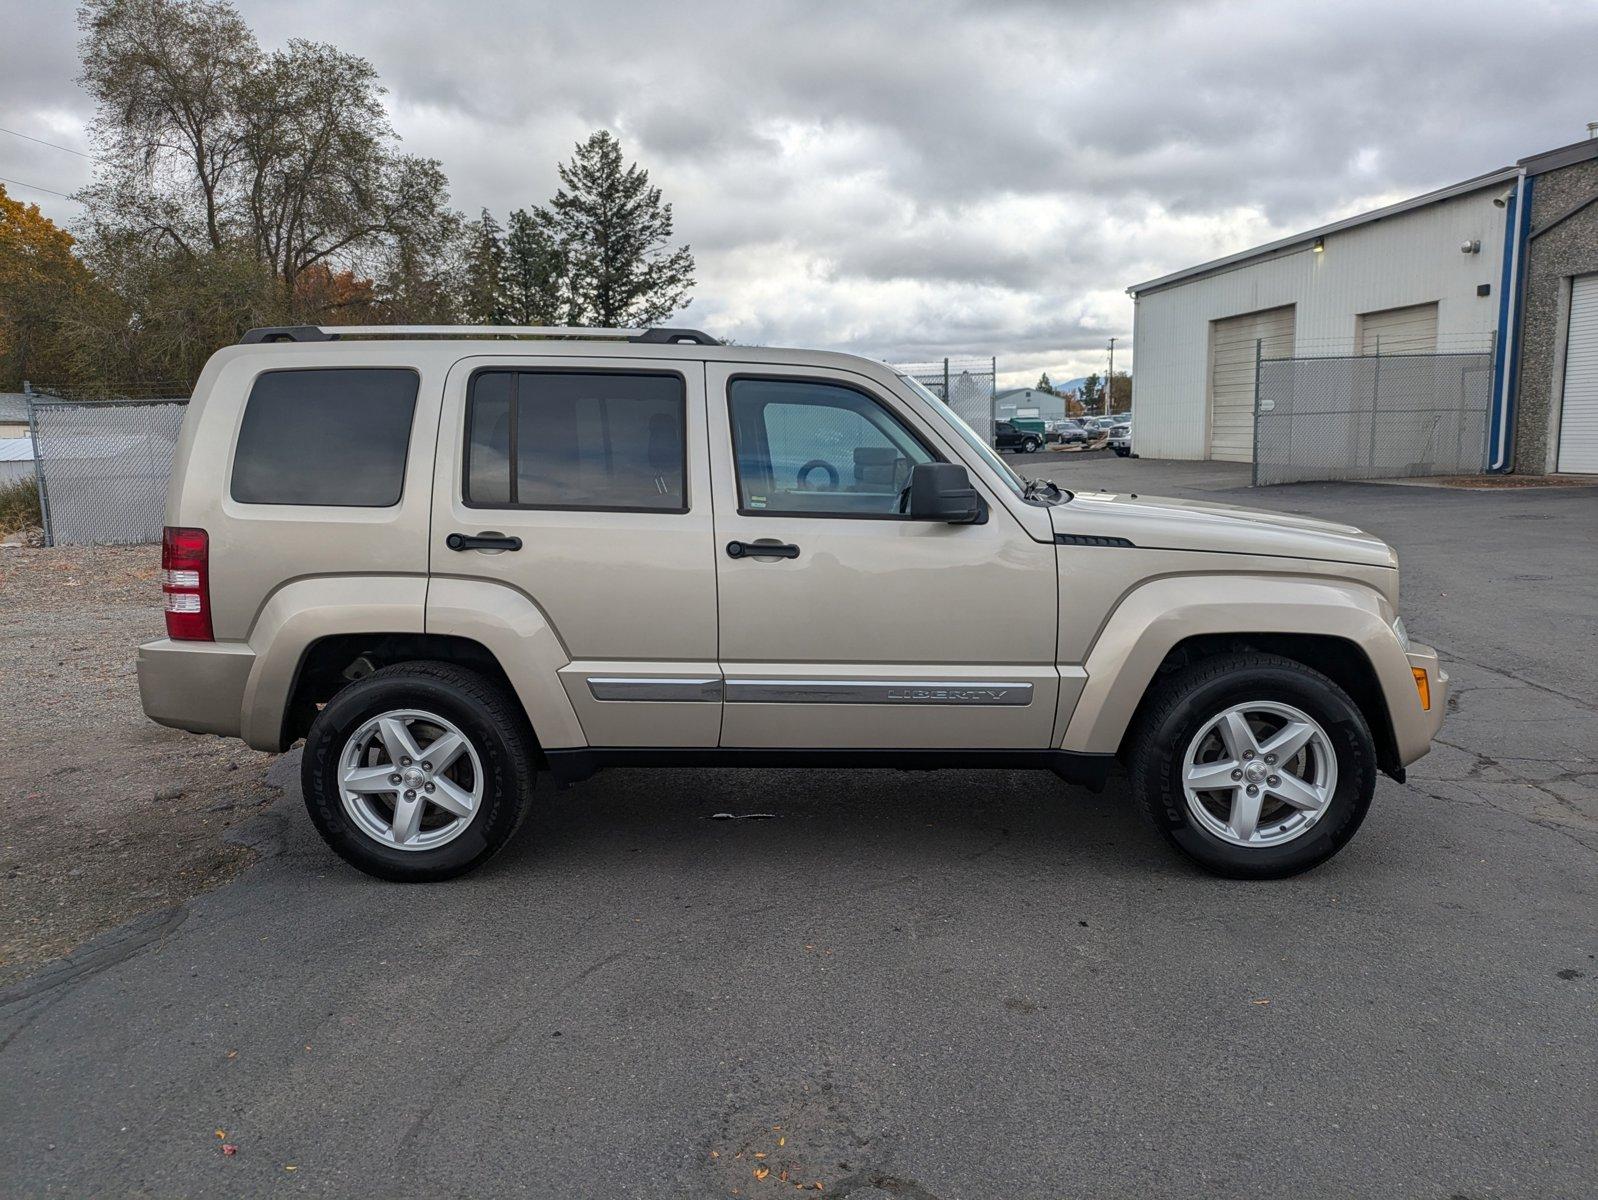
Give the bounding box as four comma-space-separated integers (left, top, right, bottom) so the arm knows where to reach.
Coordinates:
1106, 337, 1117, 417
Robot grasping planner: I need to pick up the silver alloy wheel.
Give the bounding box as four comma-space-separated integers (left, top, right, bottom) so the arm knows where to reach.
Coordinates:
337, 708, 484, 851
1182, 700, 1338, 848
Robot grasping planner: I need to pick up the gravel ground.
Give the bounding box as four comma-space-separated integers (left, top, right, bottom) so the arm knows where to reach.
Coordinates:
0, 545, 278, 986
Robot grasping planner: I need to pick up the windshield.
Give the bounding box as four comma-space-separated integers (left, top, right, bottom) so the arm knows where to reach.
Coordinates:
897, 374, 1026, 498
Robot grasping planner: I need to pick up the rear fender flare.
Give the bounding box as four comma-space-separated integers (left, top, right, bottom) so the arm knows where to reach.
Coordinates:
425, 576, 585, 750
241, 575, 427, 750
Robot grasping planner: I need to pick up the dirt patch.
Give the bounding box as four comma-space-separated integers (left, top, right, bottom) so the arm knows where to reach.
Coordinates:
0, 545, 281, 987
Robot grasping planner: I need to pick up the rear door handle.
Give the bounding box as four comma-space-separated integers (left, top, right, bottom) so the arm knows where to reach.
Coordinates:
726, 540, 800, 560
447, 532, 522, 552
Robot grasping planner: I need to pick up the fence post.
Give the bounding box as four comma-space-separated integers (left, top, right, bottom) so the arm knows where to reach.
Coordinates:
942, 357, 950, 403
1251, 338, 1262, 486
990, 355, 997, 434
25, 391, 54, 547
1368, 336, 1381, 471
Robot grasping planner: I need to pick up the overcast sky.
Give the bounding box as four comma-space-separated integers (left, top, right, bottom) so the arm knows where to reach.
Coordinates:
2, 0, 1594, 385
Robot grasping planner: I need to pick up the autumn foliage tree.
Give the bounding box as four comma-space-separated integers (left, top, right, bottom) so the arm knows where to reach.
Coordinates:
0, 185, 100, 390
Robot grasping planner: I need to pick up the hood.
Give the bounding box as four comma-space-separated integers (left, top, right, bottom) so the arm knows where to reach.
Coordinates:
1051, 491, 1397, 568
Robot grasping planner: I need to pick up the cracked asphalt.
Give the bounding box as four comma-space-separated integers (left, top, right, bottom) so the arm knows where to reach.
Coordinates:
3, 459, 1595, 1199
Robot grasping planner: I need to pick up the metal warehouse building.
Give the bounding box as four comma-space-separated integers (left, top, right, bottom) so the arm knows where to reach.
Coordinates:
1126, 135, 1598, 476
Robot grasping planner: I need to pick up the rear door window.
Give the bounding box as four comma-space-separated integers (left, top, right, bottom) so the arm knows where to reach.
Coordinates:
231, 368, 419, 506
464, 370, 686, 512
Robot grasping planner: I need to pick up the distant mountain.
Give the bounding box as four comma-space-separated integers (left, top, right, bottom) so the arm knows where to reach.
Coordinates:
1054, 376, 1088, 395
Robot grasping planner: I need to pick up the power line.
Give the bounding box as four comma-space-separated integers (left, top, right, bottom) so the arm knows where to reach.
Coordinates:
0, 125, 94, 159
0, 175, 80, 201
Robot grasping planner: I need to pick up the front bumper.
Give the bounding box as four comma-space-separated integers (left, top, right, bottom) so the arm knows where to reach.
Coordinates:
1395, 641, 1448, 765
137, 638, 255, 739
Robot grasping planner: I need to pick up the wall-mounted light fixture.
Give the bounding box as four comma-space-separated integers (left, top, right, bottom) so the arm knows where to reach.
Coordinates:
1312, 237, 1325, 253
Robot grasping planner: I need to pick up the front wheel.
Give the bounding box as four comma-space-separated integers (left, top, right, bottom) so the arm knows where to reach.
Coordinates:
1114, 447, 1131, 457
1022, 437, 1041, 453
302, 662, 536, 881
1128, 653, 1376, 878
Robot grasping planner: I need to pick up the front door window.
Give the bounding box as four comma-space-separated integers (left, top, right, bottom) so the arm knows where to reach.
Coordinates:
728, 378, 935, 517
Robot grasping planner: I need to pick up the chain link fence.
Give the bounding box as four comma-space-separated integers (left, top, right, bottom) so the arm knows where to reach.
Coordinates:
893, 357, 997, 444
1253, 351, 1493, 485
29, 399, 189, 545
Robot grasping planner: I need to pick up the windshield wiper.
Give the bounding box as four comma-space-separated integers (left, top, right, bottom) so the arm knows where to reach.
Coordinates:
1023, 477, 1069, 504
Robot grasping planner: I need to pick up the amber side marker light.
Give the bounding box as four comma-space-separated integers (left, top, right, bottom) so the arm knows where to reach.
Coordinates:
1412, 667, 1431, 711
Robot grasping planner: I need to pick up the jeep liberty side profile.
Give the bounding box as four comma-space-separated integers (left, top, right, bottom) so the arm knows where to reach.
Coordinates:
139, 325, 1447, 881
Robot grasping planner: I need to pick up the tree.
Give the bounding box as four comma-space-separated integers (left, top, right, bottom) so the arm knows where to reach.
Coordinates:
460, 209, 507, 324
76, 0, 456, 330
1079, 372, 1103, 411
0, 185, 101, 389
1036, 372, 1057, 395
501, 208, 565, 325
77, 0, 257, 257
537, 130, 694, 327
1107, 370, 1133, 412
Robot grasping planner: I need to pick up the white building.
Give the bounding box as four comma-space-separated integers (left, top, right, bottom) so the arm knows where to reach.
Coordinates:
1126, 169, 1512, 462
1129, 136, 1598, 474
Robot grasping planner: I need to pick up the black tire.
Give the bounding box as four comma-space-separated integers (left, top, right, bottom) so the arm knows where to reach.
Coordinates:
302, 661, 536, 881
1114, 447, 1131, 457
1023, 437, 1041, 453
1128, 653, 1376, 879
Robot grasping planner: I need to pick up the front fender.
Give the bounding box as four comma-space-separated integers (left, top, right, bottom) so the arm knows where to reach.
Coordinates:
1060, 574, 1416, 756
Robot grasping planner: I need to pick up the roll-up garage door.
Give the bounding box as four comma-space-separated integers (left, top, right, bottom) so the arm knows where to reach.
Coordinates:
1209, 306, 1295, 462
1556, 274, 1598, 474
1357, 302, 1439, 355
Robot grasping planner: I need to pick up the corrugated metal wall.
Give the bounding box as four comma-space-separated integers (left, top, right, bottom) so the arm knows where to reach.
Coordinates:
1131, 184, 1506, 460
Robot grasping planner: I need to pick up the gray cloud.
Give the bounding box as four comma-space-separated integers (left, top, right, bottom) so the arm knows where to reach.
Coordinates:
2, 0, 1593, 382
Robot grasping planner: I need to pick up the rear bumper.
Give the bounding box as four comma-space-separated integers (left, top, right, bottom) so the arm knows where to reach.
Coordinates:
137, 638, 255, 739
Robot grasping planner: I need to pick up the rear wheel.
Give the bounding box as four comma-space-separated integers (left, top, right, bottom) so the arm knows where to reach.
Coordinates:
302, 662, 535, 881
1128, 653, 1376, 878
1022, 436, 1041, 453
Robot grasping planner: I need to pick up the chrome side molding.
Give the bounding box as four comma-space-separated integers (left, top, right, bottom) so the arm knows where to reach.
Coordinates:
586, 677, 1035, 706
587, 677, 723, 702
724, 680, 1033, 706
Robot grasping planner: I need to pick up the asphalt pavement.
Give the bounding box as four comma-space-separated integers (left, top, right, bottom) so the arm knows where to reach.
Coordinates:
4, 459, 1595, 1198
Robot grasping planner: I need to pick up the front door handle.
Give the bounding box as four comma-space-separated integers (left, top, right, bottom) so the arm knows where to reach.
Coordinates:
726, 540, 800, 560
447, 532, 523, 552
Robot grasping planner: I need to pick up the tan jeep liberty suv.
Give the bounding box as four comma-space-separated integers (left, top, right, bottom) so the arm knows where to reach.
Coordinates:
138, 325, 1447, 881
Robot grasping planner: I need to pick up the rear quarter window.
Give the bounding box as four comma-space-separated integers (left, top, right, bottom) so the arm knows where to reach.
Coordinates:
230, 368, 419, 506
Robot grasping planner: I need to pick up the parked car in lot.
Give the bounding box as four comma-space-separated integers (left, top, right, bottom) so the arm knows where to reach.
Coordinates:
140, 325, 1447, 881
1047, 419, 1089, 444
994, 420, 1044, 453
1109, 420, 1132, 456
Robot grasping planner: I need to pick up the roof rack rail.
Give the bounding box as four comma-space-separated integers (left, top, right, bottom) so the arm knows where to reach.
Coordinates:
239, 325, 340, 344
237, 325, 721, 346
630, 327, 720, 345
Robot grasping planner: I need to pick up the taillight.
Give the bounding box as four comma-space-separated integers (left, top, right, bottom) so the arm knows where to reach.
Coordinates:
162, 526, 212, 641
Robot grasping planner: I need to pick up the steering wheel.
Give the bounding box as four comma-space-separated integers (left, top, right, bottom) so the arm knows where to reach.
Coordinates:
796, 459, 840, 491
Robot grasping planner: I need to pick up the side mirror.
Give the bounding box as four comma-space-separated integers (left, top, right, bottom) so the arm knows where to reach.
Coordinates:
904, 462, 984, 524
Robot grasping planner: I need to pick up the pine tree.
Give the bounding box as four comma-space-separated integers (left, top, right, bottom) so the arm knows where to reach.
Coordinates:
1080, 372, 1103, 409
538, 131, 694, 327
1036, 372, 1055, 395
461, 209, 507, 323
502, 209, 565, 325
